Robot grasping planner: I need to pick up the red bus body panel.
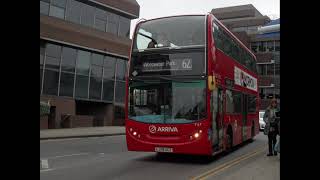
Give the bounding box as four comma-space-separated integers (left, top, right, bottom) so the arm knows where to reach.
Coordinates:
126, 119, 212, 155
125, 14, 259, 155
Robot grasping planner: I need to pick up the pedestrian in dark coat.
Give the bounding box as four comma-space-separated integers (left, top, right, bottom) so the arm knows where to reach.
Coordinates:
263, 98, 279, 156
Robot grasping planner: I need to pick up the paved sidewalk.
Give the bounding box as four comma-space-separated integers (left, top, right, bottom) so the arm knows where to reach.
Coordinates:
40, 126, 125, 140
211, 150, 280, 180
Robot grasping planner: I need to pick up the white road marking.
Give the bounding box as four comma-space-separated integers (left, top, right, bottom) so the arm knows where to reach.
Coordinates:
44, 152, 90, 160
40, 159, 49, 169
40, 168, 54, 173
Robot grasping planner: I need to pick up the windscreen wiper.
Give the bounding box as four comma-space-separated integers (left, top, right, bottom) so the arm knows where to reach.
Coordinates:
137, 32, 158, 45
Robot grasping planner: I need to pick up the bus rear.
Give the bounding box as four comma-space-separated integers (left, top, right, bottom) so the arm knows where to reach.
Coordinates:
125, 15, 213, 155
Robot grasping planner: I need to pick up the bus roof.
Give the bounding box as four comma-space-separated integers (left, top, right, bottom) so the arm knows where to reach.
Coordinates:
133, 14, 207, 36
136, 14, 206, 24
133, 14, 256, 61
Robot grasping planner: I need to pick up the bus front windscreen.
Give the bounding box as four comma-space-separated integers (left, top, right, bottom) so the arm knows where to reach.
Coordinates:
128, 79, 206, 124
133, 15, 206, 50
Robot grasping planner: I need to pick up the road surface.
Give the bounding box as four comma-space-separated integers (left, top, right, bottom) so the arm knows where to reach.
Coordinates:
40, 132, 279, 180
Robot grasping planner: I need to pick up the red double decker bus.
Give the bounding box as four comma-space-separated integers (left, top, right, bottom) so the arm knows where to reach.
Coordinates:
125, 14, 259, 156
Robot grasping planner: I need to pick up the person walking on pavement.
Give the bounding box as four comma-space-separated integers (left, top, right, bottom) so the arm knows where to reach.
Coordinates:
263, 98, 279, 156
274, 119, 280, 154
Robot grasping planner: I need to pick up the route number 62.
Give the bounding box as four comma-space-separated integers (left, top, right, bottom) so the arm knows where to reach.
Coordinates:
182, 59, 192, 69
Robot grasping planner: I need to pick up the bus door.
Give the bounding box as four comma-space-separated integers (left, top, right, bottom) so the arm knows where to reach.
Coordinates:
211, 87, 224, 150
242, 94, 248, 141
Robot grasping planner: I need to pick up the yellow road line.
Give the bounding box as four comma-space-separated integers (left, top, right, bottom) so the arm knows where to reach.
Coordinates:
191, 146, 267, 180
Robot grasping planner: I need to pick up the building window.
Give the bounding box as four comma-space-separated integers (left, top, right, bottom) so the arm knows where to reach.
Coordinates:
76, 50, 91, 76
40, 40, 125, 103
275, 63, 280, 75
103, 79, 114, 101
259, 88, 265, 99
40, 41, 45, 94
75, 50, 91, 99
275, 41, 280, 51
40, 69, 43, 94
41, 0, 132, 39
115, 59, 127, 103
89, 53, 104, 100
107, 12, 119, 35
40, 0, 50, 15
61, 47, 77, 73
49, 0, 66, 19
257, 64, 266, 75
80, 3, 95, 27
258, 41, 266, 52
59, 72, 75, 97
266, 41, 274, 52
104, 56, 116, 79
91, 53, 104, 66
116, 59, 127, 81
94, 8, 107, 32
251, 42, 258, 53
40, 41, 45, 67
266, 64, 274, 76
119, 16, 130, 37
45, 43, 61, 70
90, 65, 103, 77
232, 26, 246, 32
103, 56, 116, 102
43, 69, 60, 95
115, 81, 126, 103
89, 76, 102, 100
75, 75, 89, 98
66, 0, 82, 24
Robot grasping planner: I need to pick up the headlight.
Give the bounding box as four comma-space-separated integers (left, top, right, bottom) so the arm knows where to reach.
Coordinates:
194, 133, 200, 138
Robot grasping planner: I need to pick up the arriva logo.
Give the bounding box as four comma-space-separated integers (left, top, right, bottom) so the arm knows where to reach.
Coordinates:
149, 125, 178, 133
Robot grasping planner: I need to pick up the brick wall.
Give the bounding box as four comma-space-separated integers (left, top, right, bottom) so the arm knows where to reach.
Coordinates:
40, 115, 48, 129
40, 96, 76, 128
73, 115, 94, 128
256, 53, 273, 63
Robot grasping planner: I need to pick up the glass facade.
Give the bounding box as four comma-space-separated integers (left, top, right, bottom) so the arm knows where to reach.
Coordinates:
40, 40, 127, 104
250, 40, 280, 53
40, 0, 131, 38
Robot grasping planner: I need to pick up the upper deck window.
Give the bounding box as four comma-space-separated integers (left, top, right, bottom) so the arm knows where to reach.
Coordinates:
133, 16, 205, 51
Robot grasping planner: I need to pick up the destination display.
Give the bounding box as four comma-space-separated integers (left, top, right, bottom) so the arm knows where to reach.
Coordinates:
234, 66, 257, 92
130, 51, 205, 76
142, 58, 192, 72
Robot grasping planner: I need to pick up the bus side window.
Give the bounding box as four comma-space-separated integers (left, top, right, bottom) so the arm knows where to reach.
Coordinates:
212, 22, 222, 50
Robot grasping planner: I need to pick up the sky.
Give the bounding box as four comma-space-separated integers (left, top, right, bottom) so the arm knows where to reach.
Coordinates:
130, 0, 280, 37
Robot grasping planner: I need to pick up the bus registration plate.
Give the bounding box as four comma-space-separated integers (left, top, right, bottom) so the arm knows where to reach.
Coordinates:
155, 147, 173, 153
